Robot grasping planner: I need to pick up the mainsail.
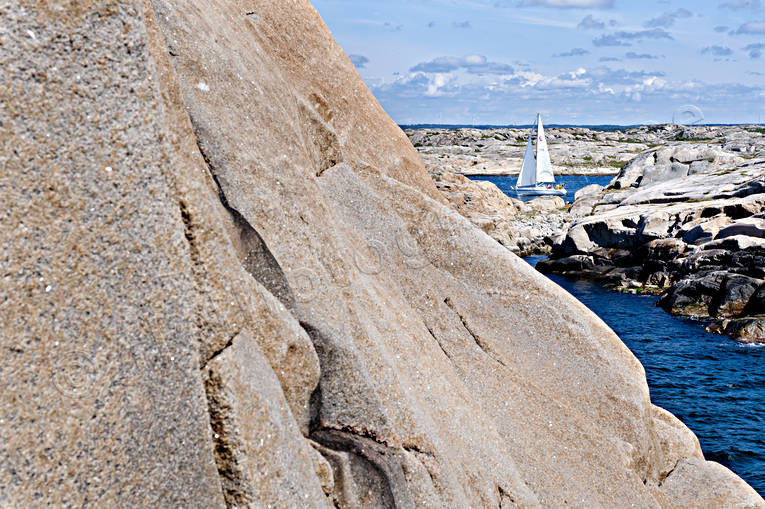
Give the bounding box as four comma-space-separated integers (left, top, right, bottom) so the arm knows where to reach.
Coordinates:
535, 114, 555, 183
516, 126, 537, 187
516, 113, 555, 188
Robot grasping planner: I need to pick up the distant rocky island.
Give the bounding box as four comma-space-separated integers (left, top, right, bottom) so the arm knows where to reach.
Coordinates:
406, 123, 763, 176
409, 125, 765, 344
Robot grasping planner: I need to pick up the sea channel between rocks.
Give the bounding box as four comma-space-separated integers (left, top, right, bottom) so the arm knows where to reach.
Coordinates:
524, 255, 765, 496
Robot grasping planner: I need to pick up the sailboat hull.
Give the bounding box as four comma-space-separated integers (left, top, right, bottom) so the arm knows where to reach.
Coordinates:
516, 185, 567, 197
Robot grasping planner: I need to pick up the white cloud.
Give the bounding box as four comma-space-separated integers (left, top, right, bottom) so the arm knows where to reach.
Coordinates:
426, 74, 452, 96
518, 0, 614, 7
595, 82, 616, 94
593, 28, 674, 47
644, 8, 693, 28
410, 55, 514, 75
701, 45, 734, 56
720, 0, 761, 9
349, 54, 369, 68
578, 15, 605, 30
735, 21, 765, 34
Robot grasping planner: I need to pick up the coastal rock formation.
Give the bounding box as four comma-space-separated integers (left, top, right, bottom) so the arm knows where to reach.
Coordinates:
432, 172, 523, 249
430, 171, 568, 255
406, 123, 765, 177
539, 142, 765, 343
2, 1, 762, 508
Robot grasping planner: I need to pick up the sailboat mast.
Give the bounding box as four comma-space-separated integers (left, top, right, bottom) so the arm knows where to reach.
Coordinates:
535, 114, 556, 184
534, 113, 540, 164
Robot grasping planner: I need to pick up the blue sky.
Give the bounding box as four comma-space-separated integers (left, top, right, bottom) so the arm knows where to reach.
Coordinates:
311, 0, 765, 125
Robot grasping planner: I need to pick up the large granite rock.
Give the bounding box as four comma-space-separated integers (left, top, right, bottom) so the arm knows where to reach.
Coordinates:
1, 0, 761, 507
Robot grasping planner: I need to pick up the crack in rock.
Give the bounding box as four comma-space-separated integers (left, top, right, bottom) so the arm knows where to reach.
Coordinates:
444, 297, 507, 367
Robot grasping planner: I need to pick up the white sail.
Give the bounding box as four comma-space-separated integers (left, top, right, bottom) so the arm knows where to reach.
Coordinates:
516, 126, 537, 188
535, 114, 555, 183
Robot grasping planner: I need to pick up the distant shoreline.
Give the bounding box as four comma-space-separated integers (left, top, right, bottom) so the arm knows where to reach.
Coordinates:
400, 123, 765, 131
463, 169, 619, 177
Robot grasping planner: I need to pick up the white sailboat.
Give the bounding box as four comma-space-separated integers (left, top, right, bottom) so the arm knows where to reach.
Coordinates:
515, 114, 566, 197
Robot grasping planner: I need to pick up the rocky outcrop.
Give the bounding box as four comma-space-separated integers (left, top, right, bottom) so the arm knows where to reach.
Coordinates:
2, 1, 761, 507
431, 172, 524, 249
429, 171, 569, 255
540, 142, 765, 343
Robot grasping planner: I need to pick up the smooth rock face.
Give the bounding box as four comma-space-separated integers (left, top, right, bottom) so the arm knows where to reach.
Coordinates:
2, 1, 762, 508
432, 172, 522, 249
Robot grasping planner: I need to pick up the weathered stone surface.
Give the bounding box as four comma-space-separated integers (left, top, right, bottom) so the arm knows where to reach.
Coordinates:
557, 224, 596, 255
702, 234, 765, 252
743, 285, 765, 316
681, 215, 733, 245
432, 172, 522, 250
525, 196, 565, 212
717, 217, 765, 239
658, 272, 727, 316
429, 172, 570, 256
203, 332, 329, 507
570, 196, 598, 217
711, 275, 763, 318
574, 183, 604, 201
1, 0, 760, 507
638, 211, 673, 242
582, 215, 642, 249
1, 2, 225, 506
609, 145, 745, 191
537, 254, 598, 273
636, 238, 687, 263
726, 317, 765, 343
659, 457, 764, 508
642, 161, 690, 187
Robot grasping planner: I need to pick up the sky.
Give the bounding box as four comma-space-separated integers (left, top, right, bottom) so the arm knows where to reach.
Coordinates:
311, 0, 765, 125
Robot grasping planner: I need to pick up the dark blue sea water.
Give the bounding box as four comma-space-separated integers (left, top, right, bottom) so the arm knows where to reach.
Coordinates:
469, 175, 614, 204
525, 255, 765, 495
